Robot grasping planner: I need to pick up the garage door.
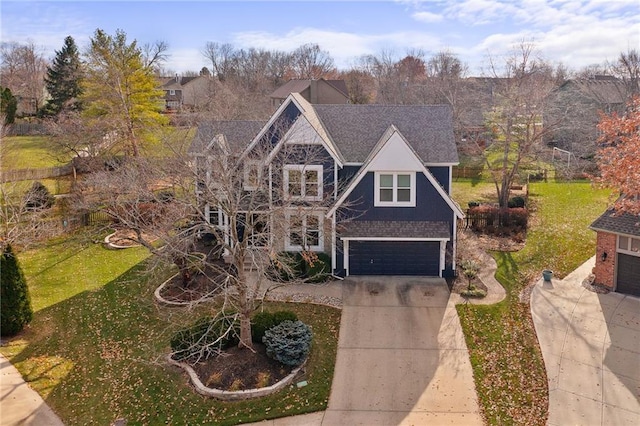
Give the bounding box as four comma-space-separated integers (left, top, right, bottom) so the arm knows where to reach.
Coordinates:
617, 253, 640, 297
349, 241, 440, 276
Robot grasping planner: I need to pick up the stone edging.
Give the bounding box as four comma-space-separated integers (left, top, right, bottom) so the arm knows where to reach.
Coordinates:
166, 354, 305, 400
103, 231, 141, 249
153, 273, 218, 307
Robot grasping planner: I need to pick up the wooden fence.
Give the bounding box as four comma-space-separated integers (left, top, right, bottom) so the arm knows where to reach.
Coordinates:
82, 210, 112, 226
1, 163, 74, 182
452, 166, 484, 179
4, 123, 46, 136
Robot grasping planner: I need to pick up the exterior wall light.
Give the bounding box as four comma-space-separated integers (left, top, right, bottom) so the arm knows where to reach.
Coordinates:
601, 252, 608, 262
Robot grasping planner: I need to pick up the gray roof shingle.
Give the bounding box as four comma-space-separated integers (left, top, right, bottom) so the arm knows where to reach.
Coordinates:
313, 104, 458, 164
590, 209, 640, 237
341, 220, 450, 239
189, 121, 266, 155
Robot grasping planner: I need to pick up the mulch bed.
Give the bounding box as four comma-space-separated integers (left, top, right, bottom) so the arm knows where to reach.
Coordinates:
159, 261, 233, 303
106, 228, 156, 247
190, 344, 294, 390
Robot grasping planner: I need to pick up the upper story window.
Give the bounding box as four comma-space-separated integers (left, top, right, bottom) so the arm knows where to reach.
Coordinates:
284, 165, 323, 201
374, 172, 415, 207
244, 161, 262, 191
169, 89, 175, 95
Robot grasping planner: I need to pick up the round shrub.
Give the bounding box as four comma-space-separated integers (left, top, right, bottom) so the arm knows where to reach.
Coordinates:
170, 314, 239, 362
251, 310, 298, 343
305, 252, 331, 283
508, 196, 526, 208
1, 245, 33, 336
263, 320, 313, 367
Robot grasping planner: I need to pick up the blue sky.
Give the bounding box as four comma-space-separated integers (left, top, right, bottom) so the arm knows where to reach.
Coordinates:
1, 0, 639, 75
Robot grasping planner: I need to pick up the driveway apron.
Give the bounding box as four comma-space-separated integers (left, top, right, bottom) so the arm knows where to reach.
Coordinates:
323, 277, 482, 425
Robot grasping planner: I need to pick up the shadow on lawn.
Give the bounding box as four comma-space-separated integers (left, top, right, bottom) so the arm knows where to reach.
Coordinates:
5, 260, 340, 425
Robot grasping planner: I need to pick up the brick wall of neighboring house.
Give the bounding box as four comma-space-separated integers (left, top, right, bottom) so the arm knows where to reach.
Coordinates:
593, 231, 616, 288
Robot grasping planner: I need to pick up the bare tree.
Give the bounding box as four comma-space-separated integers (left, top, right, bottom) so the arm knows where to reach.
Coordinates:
290, 43, 336, 79
202, 42, 236, 82
479, 42, 561, 207
0, 41, 48, 116
77, 118, 343, 351
609, 48, 640, 97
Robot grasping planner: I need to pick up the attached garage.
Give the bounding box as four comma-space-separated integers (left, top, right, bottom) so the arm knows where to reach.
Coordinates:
340, 220, 452, 277
616, 253, 640, 296
590, 209, 640, 297
348, 241, 440, 276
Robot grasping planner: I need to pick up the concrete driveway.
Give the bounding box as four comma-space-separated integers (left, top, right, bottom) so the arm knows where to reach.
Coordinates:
323, 277, 482, 425
531, 257, 640, 426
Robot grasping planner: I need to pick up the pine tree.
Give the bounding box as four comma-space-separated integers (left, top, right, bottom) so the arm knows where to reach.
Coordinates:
42, 36, 83, 117
0, 86, 17, 124
1, 245, 33, 336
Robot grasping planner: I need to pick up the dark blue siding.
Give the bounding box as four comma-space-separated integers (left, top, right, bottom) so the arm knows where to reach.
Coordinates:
427, 166, 451, 192
346, 172, 453, 222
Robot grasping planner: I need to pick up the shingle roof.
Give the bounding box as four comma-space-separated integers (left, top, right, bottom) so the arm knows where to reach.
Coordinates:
590, 209, 640, 237
560, 78, 627, 105
341, 220, 450, 239
312, 104, 458, 164
270, 80, 314, 99
189, 121, 266, 155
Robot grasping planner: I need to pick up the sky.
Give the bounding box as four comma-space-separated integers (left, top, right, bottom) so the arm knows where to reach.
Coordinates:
1, 0, 639, 76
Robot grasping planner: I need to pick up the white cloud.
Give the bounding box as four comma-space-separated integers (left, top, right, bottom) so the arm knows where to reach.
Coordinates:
412, 11, 444, 23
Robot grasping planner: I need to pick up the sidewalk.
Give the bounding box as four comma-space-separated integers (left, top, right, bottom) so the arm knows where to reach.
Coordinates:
0, 353, 64, 426
530, 256, 640, 425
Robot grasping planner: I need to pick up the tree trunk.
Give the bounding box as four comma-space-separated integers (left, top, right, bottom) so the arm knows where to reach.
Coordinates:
238, 313, 253, 349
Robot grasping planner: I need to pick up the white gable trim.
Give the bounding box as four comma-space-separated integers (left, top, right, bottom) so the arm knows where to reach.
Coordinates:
239, 94, 306, 162
265, 114, 343, 167
327, 126, 464, 219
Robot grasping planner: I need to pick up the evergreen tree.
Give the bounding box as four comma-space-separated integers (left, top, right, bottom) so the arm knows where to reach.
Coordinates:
0, 86, 17, 124
42, 36, 83, 116
1, 245, 33, 336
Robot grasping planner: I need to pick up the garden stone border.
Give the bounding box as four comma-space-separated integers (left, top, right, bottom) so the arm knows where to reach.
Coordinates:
167, 354, 306, 400
104, 231, 142, 249
154, 272, 219, 307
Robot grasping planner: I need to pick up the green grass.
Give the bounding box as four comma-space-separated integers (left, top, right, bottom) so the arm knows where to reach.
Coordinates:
0, 233, 340, 425
453, 180, 611, 425
1, 136, 68, 170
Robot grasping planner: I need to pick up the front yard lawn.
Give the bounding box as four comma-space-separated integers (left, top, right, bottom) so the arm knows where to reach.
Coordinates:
453, 180, 611, 425
1, 233, 340, 425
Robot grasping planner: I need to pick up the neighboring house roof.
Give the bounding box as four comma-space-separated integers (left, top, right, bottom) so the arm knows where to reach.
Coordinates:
313, 104, 458, 164
557, 77, 627, 105
189, 121, 266, 155
590, 209, 640, 237
341, 220, 450, 239
269, 79, 349, 99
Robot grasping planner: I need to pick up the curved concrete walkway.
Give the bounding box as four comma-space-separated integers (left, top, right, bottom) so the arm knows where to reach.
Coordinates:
531, 256, 640, 426
0, 353, 63, 426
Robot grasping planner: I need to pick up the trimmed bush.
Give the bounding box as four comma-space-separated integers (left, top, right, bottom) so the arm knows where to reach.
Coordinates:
251, 310, 298, 343
266, 252, 331, 283
170, 314, 239, 362
1, 245, 33, 336
24, 181, 55, 211
508, 196, 526, 208
263, 320, 313, 367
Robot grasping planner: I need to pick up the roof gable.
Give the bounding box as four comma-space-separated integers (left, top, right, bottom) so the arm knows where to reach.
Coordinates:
189, 121, 265, 156
327, 125, 464, 219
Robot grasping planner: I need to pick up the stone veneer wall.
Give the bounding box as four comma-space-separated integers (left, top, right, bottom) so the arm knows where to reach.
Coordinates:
593, 231, 616, 289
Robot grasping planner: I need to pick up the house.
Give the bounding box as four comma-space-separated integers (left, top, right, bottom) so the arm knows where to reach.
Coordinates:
590, 209, 640, 297
269, 79, 349, 108
545, 76, 627, 158
160, 75, 214, 112
191, 93, 464, 277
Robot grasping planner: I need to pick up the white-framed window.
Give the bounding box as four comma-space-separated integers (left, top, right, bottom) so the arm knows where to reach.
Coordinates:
169, 89, 175, 95
284, 165, 323, 201
374, 172, 415, 207
618, 235, 640, 256
285, 211, 324, 251
244, 161, 262, 191
247, 213, 269, 248
206, 205, 223, 227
